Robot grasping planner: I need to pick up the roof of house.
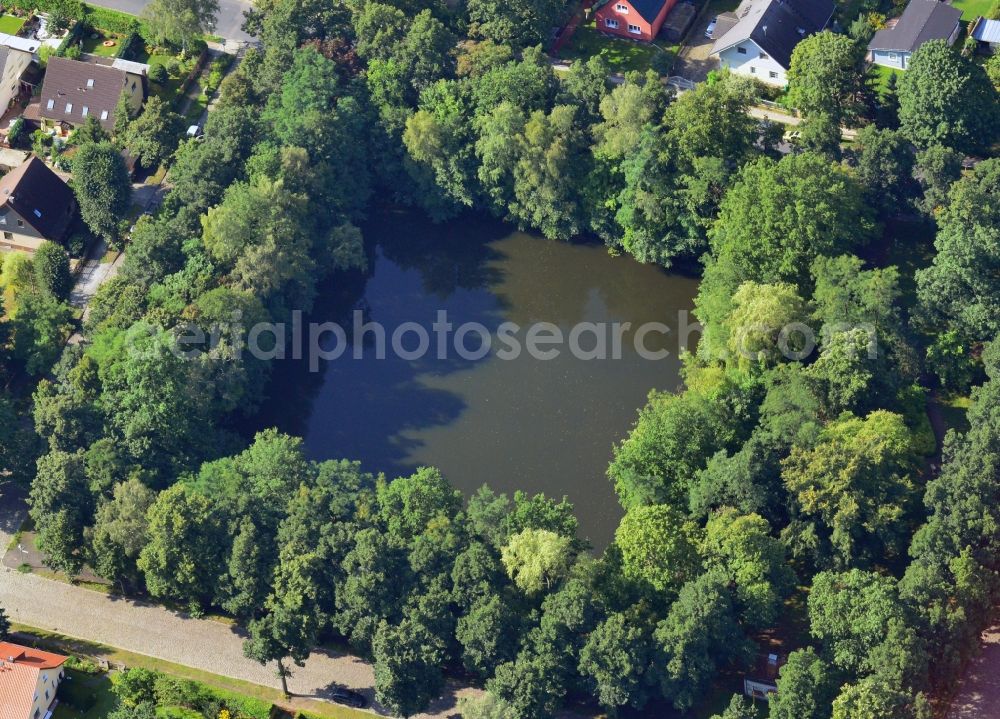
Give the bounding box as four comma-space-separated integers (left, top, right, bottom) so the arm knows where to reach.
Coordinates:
711, 0, 836, 69
0, 156, 77, 240
972, 17, 1000, 43
0, 642, 67, 719
595, 0, 669, 24
0, 33, 40, 54
868, 0, 962, 53
39, 56, 131, 130
628, 0, 670, 24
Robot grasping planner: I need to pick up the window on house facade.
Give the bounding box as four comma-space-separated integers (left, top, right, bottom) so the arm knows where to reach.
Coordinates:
759, 51, 766, 59
4, 231, 12, 240
628, 23, 640, 33
16, 219, 22, 227
65, 102, 72, 113
87, 78, 94, 87
46, 98, 53, 110
100, 110, 109, 120
769, 71, 778, 79
605, 18, 619, 28
888, 52, 898, 60
82, 106, 88, 116
615, 3, 628, 11
749, 66, 756, 73
737, 46, 747, 54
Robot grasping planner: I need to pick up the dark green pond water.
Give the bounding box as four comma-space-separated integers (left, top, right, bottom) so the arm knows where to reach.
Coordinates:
257, 208, 698, 547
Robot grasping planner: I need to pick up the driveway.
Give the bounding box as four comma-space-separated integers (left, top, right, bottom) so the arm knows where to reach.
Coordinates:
673, 9, 719, 82
84, 0, 255, 42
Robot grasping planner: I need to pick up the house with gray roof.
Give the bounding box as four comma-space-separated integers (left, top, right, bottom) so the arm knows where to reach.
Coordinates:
710, 0, 835, 86
868, 0, 962, 70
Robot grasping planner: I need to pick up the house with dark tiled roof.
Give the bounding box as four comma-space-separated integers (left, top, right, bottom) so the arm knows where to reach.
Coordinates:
0, 641, 67, 719
710, 0, 835, 86
594, 0, 677, 42
38, 56, 146, 132
0, 155, 77, 254
868, 0, 962, 70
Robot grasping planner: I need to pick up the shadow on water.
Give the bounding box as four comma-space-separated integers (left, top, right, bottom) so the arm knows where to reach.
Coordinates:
253, 208, 513, 478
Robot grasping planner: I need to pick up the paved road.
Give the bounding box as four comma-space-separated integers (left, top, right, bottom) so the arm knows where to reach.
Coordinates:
0, 483, 479, 718
0, 569, 481, 718
85, 0, 255, 42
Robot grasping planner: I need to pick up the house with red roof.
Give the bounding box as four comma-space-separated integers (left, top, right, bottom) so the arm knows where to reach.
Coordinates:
0, 642, 68, 719
593, 0, 677, 42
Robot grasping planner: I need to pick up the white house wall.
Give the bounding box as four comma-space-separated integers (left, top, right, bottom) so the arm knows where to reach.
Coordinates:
718, 40, 788, 86
0, 49, 30, 112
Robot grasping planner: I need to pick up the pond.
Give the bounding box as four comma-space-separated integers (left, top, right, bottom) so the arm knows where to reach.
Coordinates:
255, 207, 699, 548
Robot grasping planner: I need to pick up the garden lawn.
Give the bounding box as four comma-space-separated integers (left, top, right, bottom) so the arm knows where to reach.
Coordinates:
51, 669, 118, 719
80, 30, 124, 57
872, 63, 903, 97
951, 0, 994, 20
559, 19, 675, 73
0, 14, 25, 34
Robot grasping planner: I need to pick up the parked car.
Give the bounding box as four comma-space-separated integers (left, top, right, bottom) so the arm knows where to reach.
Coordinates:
330, 687, 367, 708
705, 17, 718, 38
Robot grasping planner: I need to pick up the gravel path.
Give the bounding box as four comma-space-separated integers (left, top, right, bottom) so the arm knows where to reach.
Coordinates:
948, 624, 1000, 718
0, 566, 480, 717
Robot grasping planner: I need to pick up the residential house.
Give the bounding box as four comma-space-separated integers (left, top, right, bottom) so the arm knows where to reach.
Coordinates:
868, 0, 962, 70
0, 641, 68, 719
0, 34, 40, 114
0, 155, 77, 253
38, 55, 146, 132
710, 0, 836, 86
594, 0, 678, 42
970, 16, 1000, 52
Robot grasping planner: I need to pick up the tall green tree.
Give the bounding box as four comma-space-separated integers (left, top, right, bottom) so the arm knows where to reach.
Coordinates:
32, 241, 72, 301
88, 476, 156, 589
787, 31, 868, 123
142, 0, 219, 53
123, 96, 183, 169
916, 158, 1000, 342
137, 484, 228, 609
615, 504, 702, 596
71, 141, 131, 245
372, 618, 446, 717
897, 40, 1000, 153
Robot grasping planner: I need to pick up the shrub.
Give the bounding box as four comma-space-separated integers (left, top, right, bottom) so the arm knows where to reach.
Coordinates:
64, 655, 104, 674
7, 117, 25, 147
112, 667, 157, 706
148, 63, 168, 84
33, 241, 72, 301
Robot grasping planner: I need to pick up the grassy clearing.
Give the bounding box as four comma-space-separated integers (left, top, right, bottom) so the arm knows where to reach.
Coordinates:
938, 394, 973, 434
559, 18, 675, 73
952, 0, 994, 21
872, 63, 903, 97
0, 14, 25, 34
12, 626, 371, 719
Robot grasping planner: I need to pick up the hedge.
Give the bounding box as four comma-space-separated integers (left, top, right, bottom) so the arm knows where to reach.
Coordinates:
115, 29, 142, 59
81, 5, 141, 34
